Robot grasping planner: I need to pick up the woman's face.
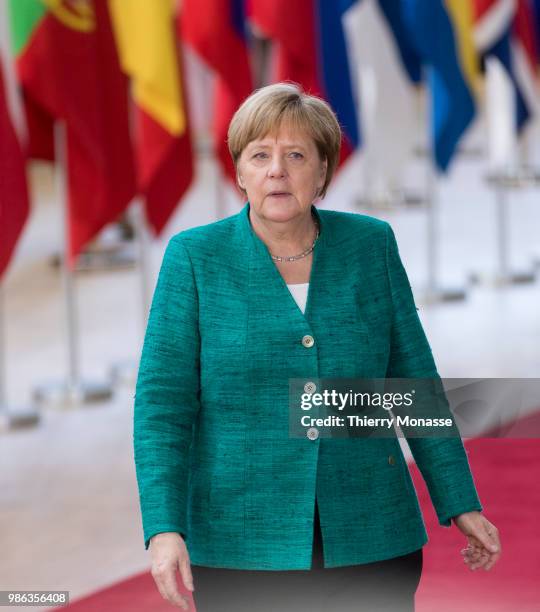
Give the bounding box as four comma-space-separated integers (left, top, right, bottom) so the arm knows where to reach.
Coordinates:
236, 123, 328, 224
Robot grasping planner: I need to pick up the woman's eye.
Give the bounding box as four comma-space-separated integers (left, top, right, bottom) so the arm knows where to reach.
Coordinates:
253, 152, 267, 159
290, 152, 304, 159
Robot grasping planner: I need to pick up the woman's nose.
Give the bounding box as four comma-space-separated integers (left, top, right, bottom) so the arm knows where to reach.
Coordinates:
267, 155, 286, 178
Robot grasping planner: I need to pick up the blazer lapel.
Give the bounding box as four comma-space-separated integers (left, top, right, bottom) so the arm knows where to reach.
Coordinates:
238, 201, 329, 326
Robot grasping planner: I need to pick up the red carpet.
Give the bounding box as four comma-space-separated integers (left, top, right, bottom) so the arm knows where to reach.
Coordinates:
53, 426, 540, 611
51, 572, 188, 611
413, 435, 540, 612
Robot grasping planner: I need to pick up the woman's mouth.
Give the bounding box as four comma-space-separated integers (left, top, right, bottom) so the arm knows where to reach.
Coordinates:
268, 192, 291, 197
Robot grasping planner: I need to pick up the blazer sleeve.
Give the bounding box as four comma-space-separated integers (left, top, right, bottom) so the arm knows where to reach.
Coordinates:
384, 222, 483, 527
133, 234, 200, 549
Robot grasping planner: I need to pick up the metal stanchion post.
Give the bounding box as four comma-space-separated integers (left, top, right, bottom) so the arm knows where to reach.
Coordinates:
469, 56, 537, 286
469, 168, 537, 286
420, 163, 467, 304
0, 282, 40, 432
32, 123, 113, 408
109, 196, 150, 388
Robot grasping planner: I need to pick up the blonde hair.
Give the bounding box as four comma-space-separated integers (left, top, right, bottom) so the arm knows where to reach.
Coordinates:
227, 82, 342, 199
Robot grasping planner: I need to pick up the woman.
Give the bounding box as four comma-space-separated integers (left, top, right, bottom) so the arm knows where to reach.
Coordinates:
134, 83, 501, 611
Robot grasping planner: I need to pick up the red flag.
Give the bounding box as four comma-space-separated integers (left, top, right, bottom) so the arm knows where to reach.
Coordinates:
249, 0, 357, 166
473, 0, 539, 130
180, 0, 253, 182
110, 0, 194, 234
0, 60, 29, 277
514, 0, 539, 71
249, 0, 321, 96
10, 0, 136, 265
138, 65, 195, 234
19, 90, 55, 162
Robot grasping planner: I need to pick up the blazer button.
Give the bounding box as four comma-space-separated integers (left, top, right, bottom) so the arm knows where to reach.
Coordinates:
388, 454, 396, 466
307, 427, 319, 440
302, 334, 315, 348
304, 381, 316, 394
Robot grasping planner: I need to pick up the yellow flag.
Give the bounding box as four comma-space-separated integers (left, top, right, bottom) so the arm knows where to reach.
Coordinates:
445, 0, 481, 98
109, 0, 185, 135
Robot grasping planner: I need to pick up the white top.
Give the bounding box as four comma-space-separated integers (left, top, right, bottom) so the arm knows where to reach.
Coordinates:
286, 282, 309, 314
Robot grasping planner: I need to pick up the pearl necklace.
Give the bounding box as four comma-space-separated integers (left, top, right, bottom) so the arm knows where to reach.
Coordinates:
270, 221, 320, 263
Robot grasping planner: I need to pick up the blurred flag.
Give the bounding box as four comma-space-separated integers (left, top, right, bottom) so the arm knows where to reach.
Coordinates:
180, 0, 253, 182
513, 0, 540, 122
402, 0, 479, 172
514, 0, 538, 68
0, 59, 29, 277
473, 0, 534, 131
317, 0, 362, 160
8, 0, 136, 265
347, 0, 422, 202
110, 0, 194, 234
249, 0, 361, 166
19, 92, 54, 161
473, 0, 540, 134
377, 0, 422, 84
532, 0, 540, 64
249, 0, 320, 93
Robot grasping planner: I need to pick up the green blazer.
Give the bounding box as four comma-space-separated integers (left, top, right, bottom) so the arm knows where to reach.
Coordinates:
134, 201, 483, 569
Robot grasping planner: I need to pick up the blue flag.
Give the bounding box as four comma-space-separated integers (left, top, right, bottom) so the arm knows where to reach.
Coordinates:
402, 0, 476, 172
377, 0, 422, 84
315, 0, 361, 150
481, 26, 530, 132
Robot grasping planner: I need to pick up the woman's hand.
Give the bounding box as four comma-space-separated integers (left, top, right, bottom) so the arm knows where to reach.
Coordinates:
452, 511, 501, 571
149, 532, 194, 609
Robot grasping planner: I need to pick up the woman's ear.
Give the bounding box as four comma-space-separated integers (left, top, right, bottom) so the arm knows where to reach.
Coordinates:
237, 173, 245, 190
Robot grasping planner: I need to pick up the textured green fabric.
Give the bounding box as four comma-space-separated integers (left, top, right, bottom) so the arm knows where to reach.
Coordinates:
133, 202, 483, 569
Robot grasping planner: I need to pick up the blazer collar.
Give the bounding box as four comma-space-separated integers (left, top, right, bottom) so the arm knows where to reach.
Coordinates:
238, 201, 329, 323
239, 200, 331, 253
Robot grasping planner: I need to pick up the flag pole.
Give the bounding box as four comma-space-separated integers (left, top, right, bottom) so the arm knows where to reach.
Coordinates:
108, 196, 150, 388
32, 122, 113, 408
133, 197, 152, 326
107, 70, 153, 388
469, 59, 536, 286
0, 3, 40, 431
425, 163, 438, 295
423, 164, 467, 304
526, 129, 540, 268
0, 281, 40, 432
472, 170, 537, 286
421, 95, 467, 305
424, 163, 466, 298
